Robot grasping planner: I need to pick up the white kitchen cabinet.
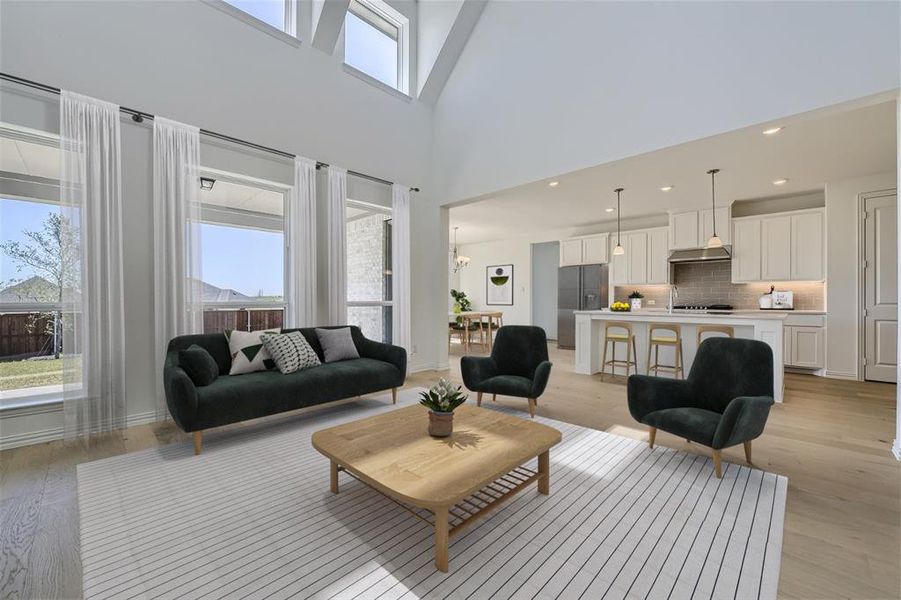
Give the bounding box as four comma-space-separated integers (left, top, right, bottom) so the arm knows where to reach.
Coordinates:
626, 231, 648, 284
582, 234, 609, 264
647, 227, 669, 284
559, 234, 609, 266
700, 207, 731, 246
669, 211, 699, 250
559, 239, 584, 267
732, 218, 762, 282
786, 325, 825, 369
761, 215, 793, 280
791, 211, 825, 280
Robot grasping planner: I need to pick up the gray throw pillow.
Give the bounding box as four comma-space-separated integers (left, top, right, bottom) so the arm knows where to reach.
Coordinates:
260, 331, 321, 374
315, 327, 360, 363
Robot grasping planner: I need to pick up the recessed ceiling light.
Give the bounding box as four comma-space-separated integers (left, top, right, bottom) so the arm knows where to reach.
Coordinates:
763, 126, 784, 136
605, 207, 615, 213
548, 180, 559, 187
660, 185, 674, 192
772, 178, 789, 186
200, 177, 216, 191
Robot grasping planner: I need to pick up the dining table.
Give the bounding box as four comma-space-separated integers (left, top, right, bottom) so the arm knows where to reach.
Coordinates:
449, 310, 504, 352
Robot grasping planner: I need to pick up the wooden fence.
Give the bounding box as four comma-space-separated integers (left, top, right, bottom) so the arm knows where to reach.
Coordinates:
202, 308, 285, 334
0, 312, 55, 360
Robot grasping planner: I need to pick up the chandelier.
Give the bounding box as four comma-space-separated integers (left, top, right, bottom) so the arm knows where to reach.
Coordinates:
451, 227, 470, 273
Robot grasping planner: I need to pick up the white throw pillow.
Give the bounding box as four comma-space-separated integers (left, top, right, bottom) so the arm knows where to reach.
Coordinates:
260, 331, 321, 374
225, 328, 279, 375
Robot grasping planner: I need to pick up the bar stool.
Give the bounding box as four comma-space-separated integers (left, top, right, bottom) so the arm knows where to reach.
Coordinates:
601, 322, 637, 378
697, 325, 735, 346
647, 323, 684, 378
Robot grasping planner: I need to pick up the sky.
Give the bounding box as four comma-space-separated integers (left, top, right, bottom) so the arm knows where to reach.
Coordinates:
1, 198, 285, 299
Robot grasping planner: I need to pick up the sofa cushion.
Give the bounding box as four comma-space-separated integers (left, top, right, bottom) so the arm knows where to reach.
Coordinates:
226, 329, 279, 375
178, 344, 219, 387
316, 327, 360, 363
193, 358, 402, 429
260, 331, 321, 374
473, 374, 534, 398
642, 407, 722, 447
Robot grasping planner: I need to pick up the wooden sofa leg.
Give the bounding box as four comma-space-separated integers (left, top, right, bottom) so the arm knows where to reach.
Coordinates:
712, 450, 722, 479
743, 441, 752, 464
491, 393, 496, 402
193, 431, 203, 456
477, 391, 483, 407
392, 388, 397, 404
648, 427, 656, 449
527, 398, 536, 418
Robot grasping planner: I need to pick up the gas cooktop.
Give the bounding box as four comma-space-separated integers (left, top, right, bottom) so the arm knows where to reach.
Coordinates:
673, 304, 734, 313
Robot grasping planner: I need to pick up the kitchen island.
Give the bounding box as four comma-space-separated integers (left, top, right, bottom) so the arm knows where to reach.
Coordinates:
574, 309, 786, 402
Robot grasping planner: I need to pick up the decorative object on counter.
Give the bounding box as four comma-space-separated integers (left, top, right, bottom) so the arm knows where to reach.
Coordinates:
628, 290, 644, 310
486, 264, 514, 305
460, 326, 552, 418
450, 288, 472, 322
450, 227, 470, 273
610, 301, 631, 312
419, 378, 468, 437
705, 168, 724, 249
627, 337, 775, 478
612, 187, 625, 255
772, 290, 794, 309
758, 285, 774, 309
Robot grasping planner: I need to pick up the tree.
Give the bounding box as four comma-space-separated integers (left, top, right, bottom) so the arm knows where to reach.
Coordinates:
0, 213, 80, 358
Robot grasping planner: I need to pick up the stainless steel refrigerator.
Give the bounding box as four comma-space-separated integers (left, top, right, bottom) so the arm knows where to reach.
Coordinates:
557, 264, 608, 349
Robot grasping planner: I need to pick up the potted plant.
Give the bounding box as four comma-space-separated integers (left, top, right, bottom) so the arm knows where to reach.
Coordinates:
419, 378, 468, 437
450, 289, 472, 324
629, 290, 644, 311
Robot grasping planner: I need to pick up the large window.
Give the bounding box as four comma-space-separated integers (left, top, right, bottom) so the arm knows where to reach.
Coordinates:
346, 200, 392, 343
344, 0, 409, 93
199, 175, 287, 334
221, 0, 293, 34
0, 127, 74, 403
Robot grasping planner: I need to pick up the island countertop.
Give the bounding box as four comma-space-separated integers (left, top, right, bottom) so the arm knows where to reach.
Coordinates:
573, 309, 788, 322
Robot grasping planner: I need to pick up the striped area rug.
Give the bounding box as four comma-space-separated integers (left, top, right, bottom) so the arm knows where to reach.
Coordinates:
77, 390, 786, 599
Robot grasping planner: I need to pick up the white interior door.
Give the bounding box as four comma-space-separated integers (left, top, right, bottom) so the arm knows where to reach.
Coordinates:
863, 191, 898, 382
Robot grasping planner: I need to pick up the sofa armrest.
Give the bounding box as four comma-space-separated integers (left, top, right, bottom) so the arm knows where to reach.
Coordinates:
357, 337, 407, 376
460, 356, 498, 391
163, 353, 199, 432
712, 395, 774, 449
531, 361, 553, 398
627, 375, 694, 423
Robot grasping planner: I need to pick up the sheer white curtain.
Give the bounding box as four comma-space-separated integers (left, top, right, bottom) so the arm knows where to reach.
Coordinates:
327, 166, 347, 325
285, 156, 317, 327
60, 91, 127, 438
153, 117, 202, 420
391, 184, 411, 356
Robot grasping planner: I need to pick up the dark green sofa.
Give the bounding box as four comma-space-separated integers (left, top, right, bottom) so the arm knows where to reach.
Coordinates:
164, 325, 406, 454
627, 337, 774, 478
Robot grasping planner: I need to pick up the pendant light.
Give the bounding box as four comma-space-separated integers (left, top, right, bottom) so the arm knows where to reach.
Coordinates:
612, 188, 625, 255
706, 169, 723, 249
451, 227, 470, 273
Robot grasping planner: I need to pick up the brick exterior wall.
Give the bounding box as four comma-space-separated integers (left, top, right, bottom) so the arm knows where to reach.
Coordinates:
614, 261, 825, 310
346, 214, 391, 341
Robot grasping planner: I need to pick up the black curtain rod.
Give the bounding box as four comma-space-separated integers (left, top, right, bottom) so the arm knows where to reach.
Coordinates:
0, 72, 420, 192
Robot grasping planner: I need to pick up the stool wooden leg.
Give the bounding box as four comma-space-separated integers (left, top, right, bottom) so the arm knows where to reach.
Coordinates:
646, 339, 652, 376
654, 344, 660, 376
631, 337, 638, 376
600, 338, 609, 379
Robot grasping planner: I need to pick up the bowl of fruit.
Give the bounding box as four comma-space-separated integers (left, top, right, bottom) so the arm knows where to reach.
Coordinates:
610, 301, 631, 312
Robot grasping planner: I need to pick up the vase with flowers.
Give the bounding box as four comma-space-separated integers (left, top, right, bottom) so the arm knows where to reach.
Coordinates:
419, 378, 468, 437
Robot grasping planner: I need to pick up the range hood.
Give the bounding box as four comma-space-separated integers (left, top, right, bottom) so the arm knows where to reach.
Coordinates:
668, 246, 732, 264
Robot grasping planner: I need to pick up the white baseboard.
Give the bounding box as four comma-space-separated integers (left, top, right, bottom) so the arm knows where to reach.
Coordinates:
0, 424, 65, 451
824, 370, 859, 381
0, 406, 160, 451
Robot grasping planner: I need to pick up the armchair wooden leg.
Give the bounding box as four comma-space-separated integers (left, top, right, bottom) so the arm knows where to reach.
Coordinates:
527, 398, 536, 418
712, 450, 722, 479
477, 391, 483, 407
391, 387, 397, 404
648, 427, 656, 449
491, 393, 496, 402
193, 431, 202, 456
743, 441, 752, 464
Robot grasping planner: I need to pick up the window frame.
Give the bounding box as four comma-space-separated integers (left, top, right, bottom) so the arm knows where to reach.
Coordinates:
344, 0, 410, 95
203, 0, 300, 47
198, 168, 290, 314
345, 198, 393, 343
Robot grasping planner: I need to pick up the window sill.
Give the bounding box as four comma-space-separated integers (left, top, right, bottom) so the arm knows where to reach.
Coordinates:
342, 64, 412, 102
201, 0, 302, 48
0, 394, 63, 415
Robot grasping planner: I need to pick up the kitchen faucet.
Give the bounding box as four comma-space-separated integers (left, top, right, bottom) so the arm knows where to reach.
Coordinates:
667, 285, 678, 313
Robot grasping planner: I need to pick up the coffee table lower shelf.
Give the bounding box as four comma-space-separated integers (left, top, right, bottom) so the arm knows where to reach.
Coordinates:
329, 450, 550, 572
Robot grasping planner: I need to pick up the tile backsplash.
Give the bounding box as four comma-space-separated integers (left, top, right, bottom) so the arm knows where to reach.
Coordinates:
614, 261, 825, 310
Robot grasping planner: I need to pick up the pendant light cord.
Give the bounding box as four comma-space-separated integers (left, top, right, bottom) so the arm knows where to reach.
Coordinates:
615, 188, 624, 245
708, 169, 719, 236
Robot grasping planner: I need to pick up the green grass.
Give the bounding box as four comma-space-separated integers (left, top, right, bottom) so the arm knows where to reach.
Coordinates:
0, 357, 81, 391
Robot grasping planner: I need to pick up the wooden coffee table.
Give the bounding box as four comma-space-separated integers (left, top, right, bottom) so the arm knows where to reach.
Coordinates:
311, 404, 562, 572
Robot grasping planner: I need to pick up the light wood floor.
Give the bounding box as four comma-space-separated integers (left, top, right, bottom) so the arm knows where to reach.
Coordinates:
1, 343, 898, 599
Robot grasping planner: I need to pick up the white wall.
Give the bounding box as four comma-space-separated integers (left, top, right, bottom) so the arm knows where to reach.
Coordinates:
456, 239, 532, 326
432, 1, 900, 204
824, 170, 898, 380
531, 242, 559, 340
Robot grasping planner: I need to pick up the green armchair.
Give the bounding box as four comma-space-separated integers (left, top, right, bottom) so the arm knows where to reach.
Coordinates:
461, 326, 552, 418
627, 337, 774, 477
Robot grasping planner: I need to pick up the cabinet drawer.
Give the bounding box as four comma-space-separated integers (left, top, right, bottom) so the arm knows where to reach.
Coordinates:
784, 314, 825, 327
